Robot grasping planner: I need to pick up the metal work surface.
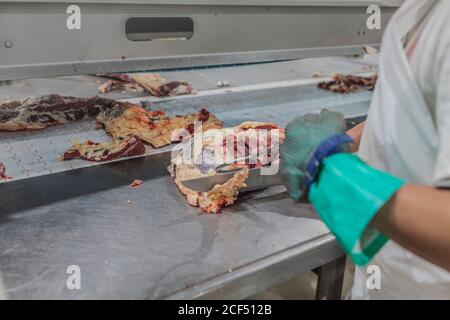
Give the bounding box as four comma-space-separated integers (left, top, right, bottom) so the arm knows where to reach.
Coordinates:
0, 0, 396, 80
0, 87, 367, 299
0, 152, 344, 299
0, 59, 374, 299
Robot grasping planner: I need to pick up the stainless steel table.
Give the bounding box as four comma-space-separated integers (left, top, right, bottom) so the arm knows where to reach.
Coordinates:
0, 58, 375, 299
0, 153, 347, 299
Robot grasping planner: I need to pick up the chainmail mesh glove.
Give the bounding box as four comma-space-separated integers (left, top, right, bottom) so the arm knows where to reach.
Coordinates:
280, 109, 349, 201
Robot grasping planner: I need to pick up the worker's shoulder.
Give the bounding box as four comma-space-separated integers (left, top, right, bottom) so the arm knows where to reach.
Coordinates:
425, 1, 450, 49
433, 1, 450, 26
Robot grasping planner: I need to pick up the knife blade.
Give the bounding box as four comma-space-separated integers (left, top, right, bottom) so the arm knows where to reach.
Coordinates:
181, 167, 284, 192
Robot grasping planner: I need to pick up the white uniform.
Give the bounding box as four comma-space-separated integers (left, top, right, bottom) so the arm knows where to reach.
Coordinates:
354, 0, 450, 299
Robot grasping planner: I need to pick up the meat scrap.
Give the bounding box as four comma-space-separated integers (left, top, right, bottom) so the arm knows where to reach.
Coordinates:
97, 73, 195, 97
131, 74, 195, 97
129, 179, 144, 188
62, 102, 221, 163
197, 167, 249, 214
98, 80, 145, 94
97, 73, 134, 83
0, 95, 118, 131
62, 135, 145, 162
96, 103, 222, 148
318, 74, 378, 94
168, 121, 285, 214
0, 162, 7, 179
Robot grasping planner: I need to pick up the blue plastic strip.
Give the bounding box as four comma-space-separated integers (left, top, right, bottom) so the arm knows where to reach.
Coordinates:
305, 134, 354, 190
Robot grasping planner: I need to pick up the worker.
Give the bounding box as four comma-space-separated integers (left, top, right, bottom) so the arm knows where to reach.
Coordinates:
280, 0, 450, 299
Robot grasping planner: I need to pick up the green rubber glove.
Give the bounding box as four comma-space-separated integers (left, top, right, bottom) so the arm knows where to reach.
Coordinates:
280, 109, 405, 266
308, 153, 405, 266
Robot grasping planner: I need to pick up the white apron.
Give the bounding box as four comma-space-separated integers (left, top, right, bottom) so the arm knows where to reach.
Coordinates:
353, 0, 450, 299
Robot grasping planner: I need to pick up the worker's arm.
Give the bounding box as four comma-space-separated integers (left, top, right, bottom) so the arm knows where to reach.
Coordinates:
346, 120, 365, 153
345, 121, 450, 270
281, 110, 450, 268
346, 120, 450, 270
372, 185, 450, 271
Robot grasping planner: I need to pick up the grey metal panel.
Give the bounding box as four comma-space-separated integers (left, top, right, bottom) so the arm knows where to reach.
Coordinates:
0, 47, 375, 82
0, 56, 378, 100
0, 1, 397, 80
0, 1, 403, 7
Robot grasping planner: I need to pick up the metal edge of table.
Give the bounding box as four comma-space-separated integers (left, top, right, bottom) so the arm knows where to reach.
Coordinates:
0, 151, 172, 215
0, 46, 371, 81
163, 233, 344, 300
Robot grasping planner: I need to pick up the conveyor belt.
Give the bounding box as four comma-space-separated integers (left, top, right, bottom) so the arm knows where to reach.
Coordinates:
0, 82, 371, 182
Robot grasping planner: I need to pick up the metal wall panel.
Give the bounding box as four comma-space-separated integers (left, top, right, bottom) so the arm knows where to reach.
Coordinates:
0, 1, 403, 6
0, 1, 398, 79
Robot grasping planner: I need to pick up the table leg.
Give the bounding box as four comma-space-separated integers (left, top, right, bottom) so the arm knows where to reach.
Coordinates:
315, 256, 346, 300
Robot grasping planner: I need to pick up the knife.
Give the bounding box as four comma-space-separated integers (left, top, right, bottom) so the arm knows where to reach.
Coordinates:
181, 167, 284, 192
